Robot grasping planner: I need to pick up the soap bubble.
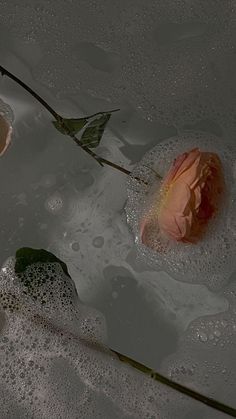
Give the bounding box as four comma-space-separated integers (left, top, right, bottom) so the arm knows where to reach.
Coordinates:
126, 132, 236, 289
44, 192, 63, 214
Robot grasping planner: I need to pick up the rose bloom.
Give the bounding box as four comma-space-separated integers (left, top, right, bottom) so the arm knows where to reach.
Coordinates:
141, 148, 225, 246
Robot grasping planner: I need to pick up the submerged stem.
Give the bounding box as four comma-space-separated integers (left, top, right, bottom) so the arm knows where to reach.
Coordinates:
111, 349, 236, 418
41, 315, 236, 418
33, 312, 236, 418
0, 64, 148, 181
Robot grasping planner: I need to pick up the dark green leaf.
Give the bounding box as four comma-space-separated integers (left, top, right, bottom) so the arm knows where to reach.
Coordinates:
53, 118, 87, 136
15, 247, 71, 278
80, 113, 111, 148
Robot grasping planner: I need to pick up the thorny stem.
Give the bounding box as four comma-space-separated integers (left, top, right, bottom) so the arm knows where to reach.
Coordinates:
0, 64, 148, 182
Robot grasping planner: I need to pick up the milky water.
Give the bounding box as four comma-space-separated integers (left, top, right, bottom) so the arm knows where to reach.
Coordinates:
0, 0, 236, 418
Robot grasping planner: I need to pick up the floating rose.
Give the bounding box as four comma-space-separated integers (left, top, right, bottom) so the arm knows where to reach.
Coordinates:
126, 132, 236, 289
141, 148, 225, 246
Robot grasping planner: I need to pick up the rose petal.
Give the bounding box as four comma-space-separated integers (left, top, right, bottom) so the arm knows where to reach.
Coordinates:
163, 148, 200, 187
141, 148, 225, 247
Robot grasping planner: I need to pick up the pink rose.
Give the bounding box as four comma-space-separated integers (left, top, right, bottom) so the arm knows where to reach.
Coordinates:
141, 148, 225, 246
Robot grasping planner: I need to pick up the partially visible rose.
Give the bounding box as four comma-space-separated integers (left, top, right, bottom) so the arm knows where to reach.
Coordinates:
141, 148, 225, 246
0, 113, 12, 156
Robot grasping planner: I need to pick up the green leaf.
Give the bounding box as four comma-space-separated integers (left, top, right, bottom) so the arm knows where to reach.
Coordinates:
80, 113, 111, 148
53, 109, 119, 145
53, 118, 87, 136
15, 247, 71, 278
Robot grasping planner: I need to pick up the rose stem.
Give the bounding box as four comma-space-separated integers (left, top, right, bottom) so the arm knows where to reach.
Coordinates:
0, 64, 148, 182
112, 349, 236, 418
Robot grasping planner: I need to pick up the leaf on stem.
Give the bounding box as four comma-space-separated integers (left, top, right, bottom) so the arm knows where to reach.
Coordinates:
53, 109, 118, 148
53, 117, 87, 136
80, 113, 111, 148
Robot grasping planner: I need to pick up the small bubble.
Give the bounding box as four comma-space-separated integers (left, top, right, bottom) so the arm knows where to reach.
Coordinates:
198, 331, 208, 342
92, 236, 104, 248
214, 329, 221, 337
71, 242, 80, 251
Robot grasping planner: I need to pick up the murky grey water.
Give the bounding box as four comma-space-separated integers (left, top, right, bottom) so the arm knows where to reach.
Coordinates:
0, 0, 236, 418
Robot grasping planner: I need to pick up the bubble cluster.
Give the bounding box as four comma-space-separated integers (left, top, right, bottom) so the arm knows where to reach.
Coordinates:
126, 132, 236, 289
0, 257, 197, 419
44, 192, 63, 214
160, 280, 236, 414
50, 162, 133, 301
0, 0, 235, 134
44, 189, 78, 221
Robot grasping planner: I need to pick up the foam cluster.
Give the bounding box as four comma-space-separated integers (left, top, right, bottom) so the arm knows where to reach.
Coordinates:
0, 257, 196, 419
126, 132, 236, 289
160, 280, 236, 417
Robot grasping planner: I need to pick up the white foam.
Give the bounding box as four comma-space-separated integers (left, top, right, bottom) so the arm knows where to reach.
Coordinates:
0, 257, 197, 419
138, 271, 228, 331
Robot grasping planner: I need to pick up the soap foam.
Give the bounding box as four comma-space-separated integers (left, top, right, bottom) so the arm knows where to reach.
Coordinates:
2, 0, 236, 135
0, 257, 193, 419
161, 281, 236, 415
